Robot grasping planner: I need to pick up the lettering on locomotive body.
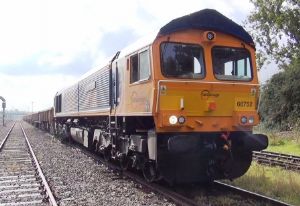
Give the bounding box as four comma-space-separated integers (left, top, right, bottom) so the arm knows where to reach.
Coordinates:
131, 91, 146, 103
236, 101, 253, 107
201, 90, 220, 99
234, 97, 255, 111
130, 91, 150, 111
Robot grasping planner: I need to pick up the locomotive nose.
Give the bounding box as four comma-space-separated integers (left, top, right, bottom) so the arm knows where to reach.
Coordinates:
243, 133, 268, 151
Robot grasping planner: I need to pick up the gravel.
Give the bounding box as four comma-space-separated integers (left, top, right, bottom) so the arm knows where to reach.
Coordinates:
0, 120, 14, 143
21, 121, 175, 206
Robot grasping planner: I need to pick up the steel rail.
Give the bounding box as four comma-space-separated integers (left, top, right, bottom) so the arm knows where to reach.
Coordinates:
253, 151, 300, 171
20, 123, 58, 206
0, 121, 15, 150
214, 181, 293, 206
254, 151, 300, 162
124, 169, 200, 206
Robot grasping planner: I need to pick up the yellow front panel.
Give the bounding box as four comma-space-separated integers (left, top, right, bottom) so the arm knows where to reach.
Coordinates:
160, 96, 182, 110
159, 82, 258, 117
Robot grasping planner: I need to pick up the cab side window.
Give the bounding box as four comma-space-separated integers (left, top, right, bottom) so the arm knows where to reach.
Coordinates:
130, 54, 139, 83
130, 49, 150, 83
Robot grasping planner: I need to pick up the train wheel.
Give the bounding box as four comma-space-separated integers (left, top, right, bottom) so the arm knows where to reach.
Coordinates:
103, 147, 111, 162
119, 154, 129, 170
50, 125, 54, 135
89, 140, 96, 152
143, 161, 157, 182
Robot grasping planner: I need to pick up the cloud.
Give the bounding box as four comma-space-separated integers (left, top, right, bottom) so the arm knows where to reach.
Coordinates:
99, 28, 139, 57
0, 0, 41, 65
0, 73, 77, 111
0, 51, 92, 76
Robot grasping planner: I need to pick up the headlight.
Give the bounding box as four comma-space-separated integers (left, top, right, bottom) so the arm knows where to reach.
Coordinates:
241, 116, 247, 124
178, 116, 185, 124
169, 115, 178, 125
248, 116, 254, 124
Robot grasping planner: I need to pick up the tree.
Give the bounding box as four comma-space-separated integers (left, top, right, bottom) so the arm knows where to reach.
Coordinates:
259, 58, 300, 130
246, 0, 300, 68
247, 0, 300, 129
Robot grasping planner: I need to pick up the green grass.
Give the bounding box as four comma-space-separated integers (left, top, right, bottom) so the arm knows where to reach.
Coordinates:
267, 139, 300, 156
224, 163, 300, 205
254, 126, 300, 156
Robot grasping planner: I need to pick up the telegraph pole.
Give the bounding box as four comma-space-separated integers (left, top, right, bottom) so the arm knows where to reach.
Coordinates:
0, 96, 6, 126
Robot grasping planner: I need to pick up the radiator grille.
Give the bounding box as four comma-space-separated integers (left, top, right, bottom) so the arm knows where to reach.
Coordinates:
62, 85, 78, 113
79, 66, 110, 111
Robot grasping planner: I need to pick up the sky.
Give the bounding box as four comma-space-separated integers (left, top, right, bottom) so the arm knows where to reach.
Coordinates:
0, 0, 276, 112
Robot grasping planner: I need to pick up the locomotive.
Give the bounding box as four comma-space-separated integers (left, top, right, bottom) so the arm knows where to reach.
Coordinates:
26, 9, 268, 184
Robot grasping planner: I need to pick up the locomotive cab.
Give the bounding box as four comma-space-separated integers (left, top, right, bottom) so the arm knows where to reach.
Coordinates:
148, 10, 268, 183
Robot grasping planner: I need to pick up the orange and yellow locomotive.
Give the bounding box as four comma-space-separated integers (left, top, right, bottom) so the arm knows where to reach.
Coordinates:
39, 9, 268, 184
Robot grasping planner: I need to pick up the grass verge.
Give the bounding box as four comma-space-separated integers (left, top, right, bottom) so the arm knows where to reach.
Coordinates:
254, 126, 300, 156
224, 162, 300, 205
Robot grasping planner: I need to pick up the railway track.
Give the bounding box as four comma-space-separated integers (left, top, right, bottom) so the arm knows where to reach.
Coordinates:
0, 122, 57, 206
253, 150, 300, 171
70, 142, 293, 206
214, 181, 293, 206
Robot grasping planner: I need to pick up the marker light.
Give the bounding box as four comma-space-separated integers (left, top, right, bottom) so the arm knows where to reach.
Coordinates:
208, 102, 217, 111
169, 115, 178, 125
248, 116, 254, 124
207, 32, 215, 40
178, 116, 186, 124
241, 116, 247, 124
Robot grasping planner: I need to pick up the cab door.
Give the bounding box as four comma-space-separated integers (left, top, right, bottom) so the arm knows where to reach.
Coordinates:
125, 47, 153, 114
109, 51, 120, 111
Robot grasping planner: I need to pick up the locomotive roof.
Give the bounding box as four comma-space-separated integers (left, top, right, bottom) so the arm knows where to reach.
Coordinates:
118, 31, 158, 59
158, 9, 254, 46
118, 9, 255, 59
